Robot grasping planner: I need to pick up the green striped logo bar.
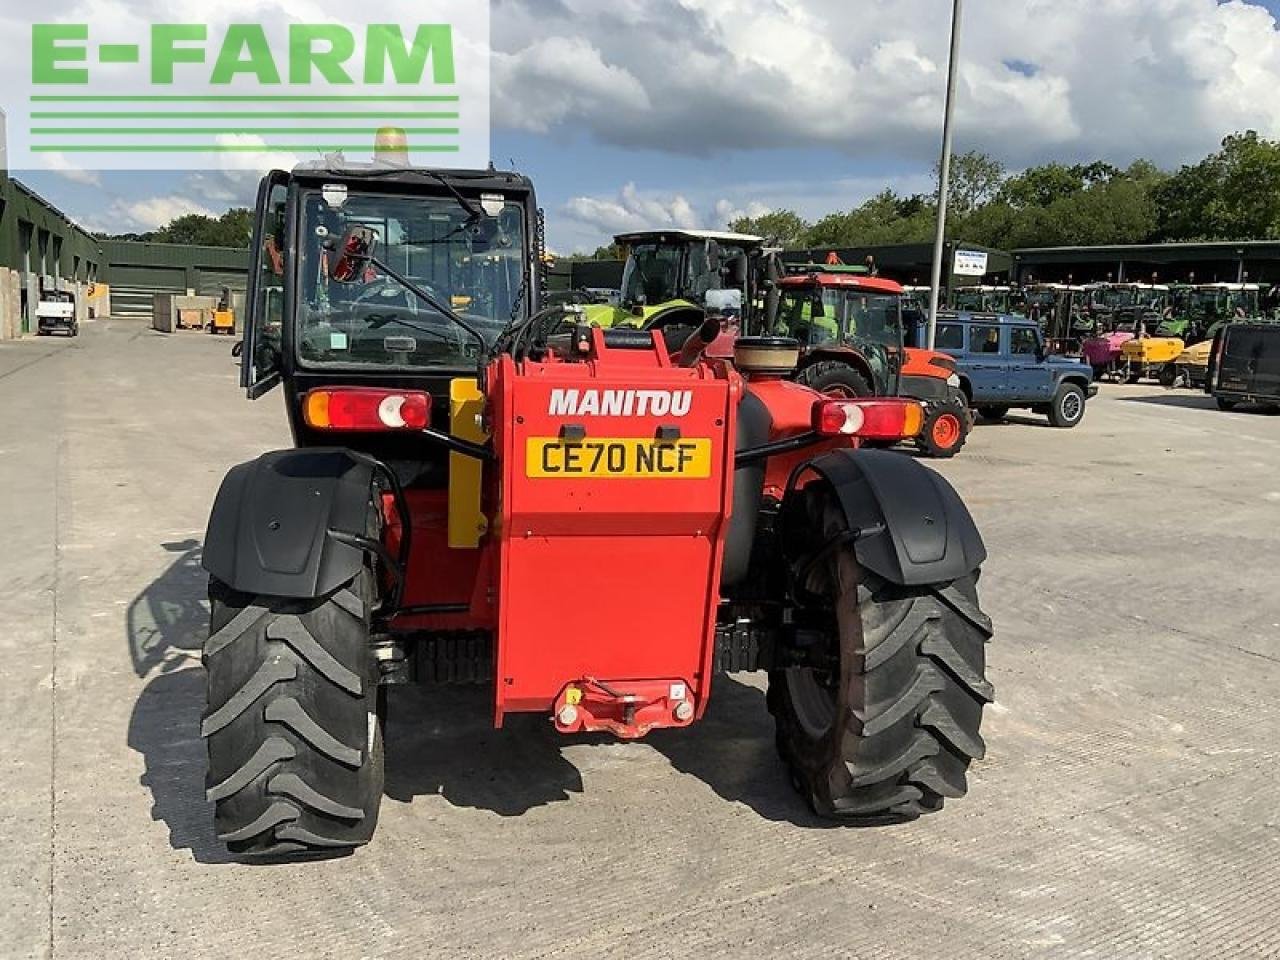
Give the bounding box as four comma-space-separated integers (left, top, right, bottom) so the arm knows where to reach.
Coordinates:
12, 5, 490, 170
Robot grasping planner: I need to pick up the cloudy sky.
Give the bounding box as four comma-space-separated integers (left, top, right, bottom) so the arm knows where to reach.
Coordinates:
15, 0, 1280, 252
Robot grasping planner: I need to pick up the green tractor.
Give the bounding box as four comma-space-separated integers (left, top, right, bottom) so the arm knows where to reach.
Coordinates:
952, 285, 1016, 315
1159, 283, 1263, 341
583, 229, 770, 329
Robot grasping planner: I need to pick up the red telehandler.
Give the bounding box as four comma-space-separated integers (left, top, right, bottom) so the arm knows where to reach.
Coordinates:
200, 156, 994, 856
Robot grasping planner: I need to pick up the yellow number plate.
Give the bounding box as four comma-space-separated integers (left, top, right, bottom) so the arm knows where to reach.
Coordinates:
526, 437, 712, 478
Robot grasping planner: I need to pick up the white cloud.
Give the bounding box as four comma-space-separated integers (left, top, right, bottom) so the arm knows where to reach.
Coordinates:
42, 157, 103, 188
494, 35, 650, 133
108, 195, 218, 232
714, 198, 772, 225
559, 172, 933, 251
492, 0, 1280, 166
564, 182, 701, 237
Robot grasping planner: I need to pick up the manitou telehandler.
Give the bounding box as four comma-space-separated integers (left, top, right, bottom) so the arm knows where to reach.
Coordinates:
200, 153, 993, 856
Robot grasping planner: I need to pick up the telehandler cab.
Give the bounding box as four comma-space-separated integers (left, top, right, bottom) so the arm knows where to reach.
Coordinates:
201, 156, 993, 856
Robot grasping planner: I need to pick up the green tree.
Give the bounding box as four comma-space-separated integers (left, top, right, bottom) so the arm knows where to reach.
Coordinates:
589, 242, 626, 260
805, 190, 935, 248
729, 209, 809, 247
1154, 131, 1280, 240
941, 151, 1006, 216
142, 207, 255, 248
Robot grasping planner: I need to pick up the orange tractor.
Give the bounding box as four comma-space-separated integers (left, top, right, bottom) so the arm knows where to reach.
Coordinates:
199, 159, 993, 856
771, 266, 972, 458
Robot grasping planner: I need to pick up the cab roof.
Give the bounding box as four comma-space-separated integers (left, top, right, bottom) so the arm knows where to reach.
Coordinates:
613, 228, 764, 245
936, 310, 1034, 325
1084, 282, 1170, 291
779, 272, 904, 294
285, 164, 535, 194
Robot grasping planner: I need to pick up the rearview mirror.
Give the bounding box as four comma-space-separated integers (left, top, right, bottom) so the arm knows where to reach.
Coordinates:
811, 293, 826, 319
331, 226, 378, 283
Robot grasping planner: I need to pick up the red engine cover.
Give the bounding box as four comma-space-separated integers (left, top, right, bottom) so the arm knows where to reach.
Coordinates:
487, 332, 738, 730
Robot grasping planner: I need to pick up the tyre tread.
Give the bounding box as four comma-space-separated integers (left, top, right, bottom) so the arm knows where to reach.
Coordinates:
772, 554, 993, 823
203, 571, 382, 858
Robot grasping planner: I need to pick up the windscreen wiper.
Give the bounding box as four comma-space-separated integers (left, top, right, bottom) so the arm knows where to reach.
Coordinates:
362, 257, 488, 355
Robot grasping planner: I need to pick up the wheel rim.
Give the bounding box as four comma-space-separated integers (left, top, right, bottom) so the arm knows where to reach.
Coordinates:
785, 667, 837, 739
822, 384, 858, 399
932, 413, 961, 448
1061, 392, 1083, 422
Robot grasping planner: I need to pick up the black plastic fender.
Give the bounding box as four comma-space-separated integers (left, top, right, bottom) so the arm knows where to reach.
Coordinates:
203, 448, 376, 598
791, 447, 985, 586
721, 389, 770, 586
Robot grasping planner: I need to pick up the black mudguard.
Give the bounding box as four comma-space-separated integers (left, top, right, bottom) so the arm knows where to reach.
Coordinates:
721, 389, 770, 586
794, 448, 985, 586
203, 448, 376, 599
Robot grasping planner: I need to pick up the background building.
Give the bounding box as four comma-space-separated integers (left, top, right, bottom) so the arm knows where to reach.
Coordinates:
0, 110, 106, 338
1011, 241, 1280, 285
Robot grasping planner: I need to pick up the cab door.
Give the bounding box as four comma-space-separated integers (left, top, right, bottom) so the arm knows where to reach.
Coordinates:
963, 322, 1007, 401
241, 171, 289, 398
1006, 325, 1052, 400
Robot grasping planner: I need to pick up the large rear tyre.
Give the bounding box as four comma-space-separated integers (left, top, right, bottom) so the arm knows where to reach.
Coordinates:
769, 494, 993, 822
915, 398, 969, 459
202, 573, 383, 856
975, 405, 1008, 423
795, 360, 874, 399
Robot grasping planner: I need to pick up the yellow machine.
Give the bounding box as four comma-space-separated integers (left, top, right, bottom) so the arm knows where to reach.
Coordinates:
1163, 339, 1213, 388
1120, 334, 1183, 382
210, 286, 236, 335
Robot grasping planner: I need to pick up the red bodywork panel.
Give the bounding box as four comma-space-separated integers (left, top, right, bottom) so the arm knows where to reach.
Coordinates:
488, 330, 738, 730
371, 330, 910, 738
778, 272, 904, 295
382, 490, 494, 631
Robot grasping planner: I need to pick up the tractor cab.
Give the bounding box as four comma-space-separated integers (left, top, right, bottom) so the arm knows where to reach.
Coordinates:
1017, 283, 1090, 353
240, 163, 540, 455
772, 269, 905, 396
775, 269, 972, 458
585, 229, 767, 329
1161, 283, 1261, 340
1083, 282, 1170, 343
953, 285, 1015, 315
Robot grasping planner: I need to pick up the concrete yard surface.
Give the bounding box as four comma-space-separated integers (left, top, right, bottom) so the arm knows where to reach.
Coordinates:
2, 318, 1279, 959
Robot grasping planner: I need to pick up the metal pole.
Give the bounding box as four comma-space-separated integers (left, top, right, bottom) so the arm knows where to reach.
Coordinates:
926, 0, 963, 350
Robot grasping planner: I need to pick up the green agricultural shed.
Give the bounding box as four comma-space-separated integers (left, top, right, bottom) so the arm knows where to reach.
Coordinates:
547, 258, 626, 292
783, 241, 1013, 287
1012, 241, 1280, 285
101, 241, 250, 319
0, 177, 104, 337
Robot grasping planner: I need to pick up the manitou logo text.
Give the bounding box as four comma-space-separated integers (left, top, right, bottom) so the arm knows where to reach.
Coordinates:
548, 389, 693, 417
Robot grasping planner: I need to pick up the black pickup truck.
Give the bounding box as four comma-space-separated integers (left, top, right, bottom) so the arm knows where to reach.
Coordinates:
1207, 322, 1280, 411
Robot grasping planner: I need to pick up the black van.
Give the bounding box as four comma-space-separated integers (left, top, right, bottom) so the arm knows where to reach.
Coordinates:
1208, 323, 1280, 410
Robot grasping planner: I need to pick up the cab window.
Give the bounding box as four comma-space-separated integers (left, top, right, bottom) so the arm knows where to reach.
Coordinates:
775, 288, 841, 345
969, 324, 1002, 354
935, 323, 963, 350
1010, 327, 1040, 355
